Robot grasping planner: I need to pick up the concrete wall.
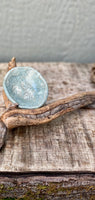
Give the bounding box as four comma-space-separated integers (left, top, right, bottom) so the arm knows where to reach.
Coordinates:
0, 0, 95, 63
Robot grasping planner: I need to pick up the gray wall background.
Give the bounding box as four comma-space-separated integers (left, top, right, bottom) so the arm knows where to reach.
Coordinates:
0, 0, 95, 63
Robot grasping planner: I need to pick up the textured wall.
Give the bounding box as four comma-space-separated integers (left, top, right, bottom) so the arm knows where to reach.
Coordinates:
0, 0, 95, 63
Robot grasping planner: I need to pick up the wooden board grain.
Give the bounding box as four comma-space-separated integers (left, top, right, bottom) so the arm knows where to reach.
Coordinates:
0, 62, 95, 172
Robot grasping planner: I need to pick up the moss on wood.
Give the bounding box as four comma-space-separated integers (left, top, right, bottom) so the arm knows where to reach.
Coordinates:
0, 183, 95, 200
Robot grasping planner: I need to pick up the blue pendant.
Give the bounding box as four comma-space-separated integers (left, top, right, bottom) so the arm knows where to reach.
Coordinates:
3, 67, 48, 109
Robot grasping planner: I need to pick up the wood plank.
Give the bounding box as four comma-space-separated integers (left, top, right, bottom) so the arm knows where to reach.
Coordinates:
0, 62, 95, 172
0, 173, 95, 199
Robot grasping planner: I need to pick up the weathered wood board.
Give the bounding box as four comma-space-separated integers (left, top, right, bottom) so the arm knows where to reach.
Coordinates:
0, 173, 95, 199
0, 62, 95, 172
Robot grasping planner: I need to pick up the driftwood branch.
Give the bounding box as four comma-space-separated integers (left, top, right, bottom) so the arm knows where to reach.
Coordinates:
8, 57, 16, 71
1, 91, 95, 129
91, 64, 95, 83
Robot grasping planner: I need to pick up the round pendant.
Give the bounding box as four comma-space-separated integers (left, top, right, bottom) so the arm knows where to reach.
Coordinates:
3, 67, 48, 109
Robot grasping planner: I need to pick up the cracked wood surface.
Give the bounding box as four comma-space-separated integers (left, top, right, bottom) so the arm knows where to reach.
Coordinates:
0, 62, 95, 172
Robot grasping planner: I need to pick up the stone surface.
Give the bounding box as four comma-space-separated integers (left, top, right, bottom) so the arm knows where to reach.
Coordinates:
3, 67, 48, 109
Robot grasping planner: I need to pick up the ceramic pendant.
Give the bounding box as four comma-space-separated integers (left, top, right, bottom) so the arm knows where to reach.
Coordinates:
3, 67, 48, 109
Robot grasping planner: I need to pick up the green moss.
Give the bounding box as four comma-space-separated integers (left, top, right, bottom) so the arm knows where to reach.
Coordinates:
0, 185, 4, 190
0, 183, 95, 200
7, 187, 14, 191
37, 185, 48, 190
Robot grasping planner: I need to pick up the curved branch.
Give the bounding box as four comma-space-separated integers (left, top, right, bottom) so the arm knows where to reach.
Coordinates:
1, 91, 95, 129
